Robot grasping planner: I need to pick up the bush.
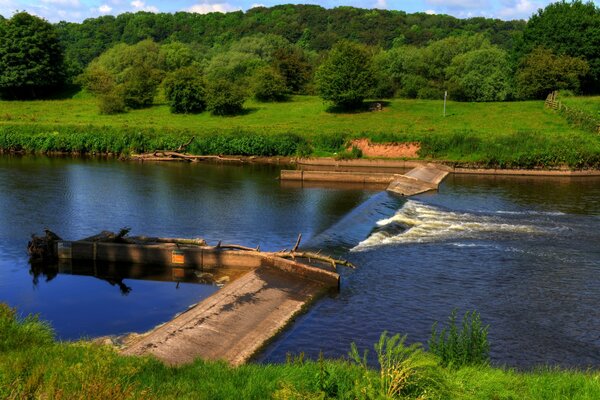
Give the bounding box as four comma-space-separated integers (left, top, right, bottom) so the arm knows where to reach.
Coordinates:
446, 47, 512, 102
98, 86, 126, 115
350, 332, 445, 399
515, 47, 589, 100
315, 40, 375, 110
163, 67, 206, 114
252, 67, 289, 102
428, 309, 490, 368
205, 79, 248, 116
121, 65, 162, 109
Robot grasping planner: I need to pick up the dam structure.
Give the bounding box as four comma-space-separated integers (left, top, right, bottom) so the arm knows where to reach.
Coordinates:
281, 162, 450, 196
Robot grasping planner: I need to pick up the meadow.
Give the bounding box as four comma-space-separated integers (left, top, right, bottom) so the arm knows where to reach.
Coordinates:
1, 95, 599, 168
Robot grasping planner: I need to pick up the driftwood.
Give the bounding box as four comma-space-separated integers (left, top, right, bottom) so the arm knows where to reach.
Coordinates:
214, 233, 355, 270
28, 229, 62, 261
131, 152, 245, 163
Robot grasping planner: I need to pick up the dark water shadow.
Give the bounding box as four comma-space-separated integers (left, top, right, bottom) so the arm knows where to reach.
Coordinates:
325, 100, 391, 114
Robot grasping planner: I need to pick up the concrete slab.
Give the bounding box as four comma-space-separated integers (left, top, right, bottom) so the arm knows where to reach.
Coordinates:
122, 267, 327, 366
403, 165, 450, 186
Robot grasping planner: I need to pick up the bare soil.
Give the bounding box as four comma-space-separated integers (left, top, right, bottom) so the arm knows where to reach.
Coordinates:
349, 138, 420, 158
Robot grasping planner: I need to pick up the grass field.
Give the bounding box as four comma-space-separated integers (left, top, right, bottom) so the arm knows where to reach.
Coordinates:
2, 304, 599, 400
562, 96, 600, 116
1, 95, 599, 168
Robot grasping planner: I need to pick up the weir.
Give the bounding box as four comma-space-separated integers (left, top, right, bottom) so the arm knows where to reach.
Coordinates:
30, 233, 343, 366
280, 163, 450, 196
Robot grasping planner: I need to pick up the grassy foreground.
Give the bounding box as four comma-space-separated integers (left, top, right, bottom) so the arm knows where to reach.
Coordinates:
1, 95, 600, 168
2, 304, 599, 399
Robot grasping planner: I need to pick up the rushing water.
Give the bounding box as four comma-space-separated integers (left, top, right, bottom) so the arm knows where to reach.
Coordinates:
1, 156, 599, 368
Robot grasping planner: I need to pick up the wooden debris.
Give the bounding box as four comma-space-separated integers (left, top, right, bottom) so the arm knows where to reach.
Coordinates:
28, 229, 62, 261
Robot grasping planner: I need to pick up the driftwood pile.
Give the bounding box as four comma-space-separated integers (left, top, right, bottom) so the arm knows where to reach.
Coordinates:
130, 136, 245, 163
27, 230, 354, 271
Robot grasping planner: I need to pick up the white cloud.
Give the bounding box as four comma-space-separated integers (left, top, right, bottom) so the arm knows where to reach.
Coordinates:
98, 4, 112, 13
375, 0, 386, 9
130, 0, 158, 12
426, 0, 489, 10
425, 9, 436, 15
40, 0, 80, 6
497, 0, 543, 19
188, 2, 241, 14
250, 3, 265, 8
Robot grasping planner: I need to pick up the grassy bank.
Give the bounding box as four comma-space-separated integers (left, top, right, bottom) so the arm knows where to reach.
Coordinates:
1, 95, 600, 168
2, 304, 599, 399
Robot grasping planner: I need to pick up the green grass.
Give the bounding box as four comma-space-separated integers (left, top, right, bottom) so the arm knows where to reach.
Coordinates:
2, 303, 600, 399
1, 95, 600, 168
562, 96, 600, 116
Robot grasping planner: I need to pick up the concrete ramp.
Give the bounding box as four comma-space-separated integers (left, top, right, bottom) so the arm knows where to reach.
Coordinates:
387, 165, 449, 196
122, 267, 327, 366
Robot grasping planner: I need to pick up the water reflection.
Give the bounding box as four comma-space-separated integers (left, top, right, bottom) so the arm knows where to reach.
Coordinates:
28, 260, 241, 296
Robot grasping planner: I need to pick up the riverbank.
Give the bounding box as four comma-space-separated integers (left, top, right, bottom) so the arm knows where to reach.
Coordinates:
2, 95, 600, 169
1, 304, 599, 399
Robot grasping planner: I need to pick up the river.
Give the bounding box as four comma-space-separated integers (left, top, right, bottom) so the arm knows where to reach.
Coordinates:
1, 156, 599, 368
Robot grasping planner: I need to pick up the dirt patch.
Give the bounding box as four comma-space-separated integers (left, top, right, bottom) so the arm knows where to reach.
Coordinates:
349, 139, 420, 158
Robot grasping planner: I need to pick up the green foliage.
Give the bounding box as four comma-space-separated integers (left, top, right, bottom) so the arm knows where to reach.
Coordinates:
163, 66, 206, 114
205, 79, 248, 116
252, 67, 289, 102
272, 45, 314, 93
558, 95, 600, 134
98, 86, 126, 115
80, 40, 165, 112
315, 40, 375, 109
515, 47, 590, 100
388, 34, 491, 99
0, 12, 65, 99
350, 331, 446, 399
429, 309, 490, 368
335, 146, 363, 160
2, 303, 600, 399
447, 47, 512, 102
523, 0, 600, 93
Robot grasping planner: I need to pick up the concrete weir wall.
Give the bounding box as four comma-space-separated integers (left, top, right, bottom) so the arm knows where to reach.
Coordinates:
56, 240, 339, 365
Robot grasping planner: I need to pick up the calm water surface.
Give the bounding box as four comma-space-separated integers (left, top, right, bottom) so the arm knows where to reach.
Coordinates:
1, 156, 599, 368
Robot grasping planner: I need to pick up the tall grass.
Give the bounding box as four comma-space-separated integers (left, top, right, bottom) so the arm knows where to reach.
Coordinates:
1, 303, 599, 399
428, 309, 490, 368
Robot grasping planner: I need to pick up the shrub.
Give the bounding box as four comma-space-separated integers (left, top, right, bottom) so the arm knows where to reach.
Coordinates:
205, 79, 248, 116
98, 86, 126, 115
428, 309, 490, 368
163, 66, 206, 114
121, 65, 162, 109
350, 332, 445, 399
315, 40, 375, 110
252, 67, 289, 102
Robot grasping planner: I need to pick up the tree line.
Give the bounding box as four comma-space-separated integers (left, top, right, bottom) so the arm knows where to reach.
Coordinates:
0, 1, 598, 113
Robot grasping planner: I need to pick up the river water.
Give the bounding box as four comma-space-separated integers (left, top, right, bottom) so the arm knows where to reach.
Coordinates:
1, 156, 599, 368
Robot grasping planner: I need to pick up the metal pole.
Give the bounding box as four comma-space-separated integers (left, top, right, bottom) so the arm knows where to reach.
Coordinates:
444, 91, 447, 117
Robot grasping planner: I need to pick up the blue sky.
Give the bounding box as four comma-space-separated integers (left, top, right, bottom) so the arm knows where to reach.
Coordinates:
1, 0, 598, 23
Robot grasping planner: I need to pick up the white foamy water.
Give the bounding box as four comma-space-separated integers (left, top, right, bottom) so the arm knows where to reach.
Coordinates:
352, 200, 545, 250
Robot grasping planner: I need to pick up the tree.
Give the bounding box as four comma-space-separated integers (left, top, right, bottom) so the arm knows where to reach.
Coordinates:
205, 79, 248, 116
163, 66, 206, 113
446, 47, 512, 102
523, 0, 600, 93
515, 47, 589, 99
79, 39, 164, 111
0, 12, 65, 99
271, 45, 313, 93
315, 40, 375, 109
252, 67, 289, 102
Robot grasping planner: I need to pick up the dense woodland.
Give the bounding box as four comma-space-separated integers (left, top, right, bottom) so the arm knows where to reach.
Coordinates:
0, 1, 598, 113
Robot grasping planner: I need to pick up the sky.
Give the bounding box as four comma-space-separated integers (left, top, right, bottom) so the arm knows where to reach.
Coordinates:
0, 0, 599, 23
